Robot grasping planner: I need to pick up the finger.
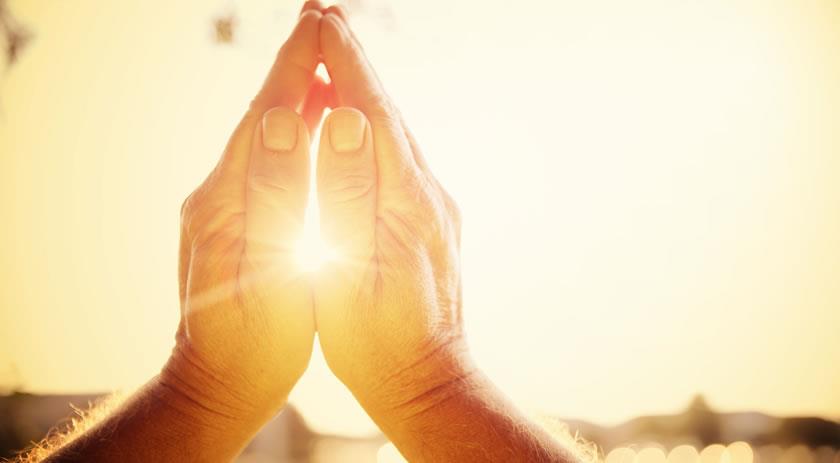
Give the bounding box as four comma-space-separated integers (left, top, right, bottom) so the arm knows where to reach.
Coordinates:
319, 13, 419, 194
245, 107, 310, 266
324, 4, 365, 53
323, 4, 350, 22
319, 14, 385, 118
216, 10, 322, 185
317, 107, 377, 266
252, 9, 322, 112
300, 76, 332, 135
300, 0, 325, 15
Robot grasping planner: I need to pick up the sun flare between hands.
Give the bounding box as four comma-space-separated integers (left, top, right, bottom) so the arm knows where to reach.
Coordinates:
294, 128, 336, 274
294, 198, 336, 273
294, 227, 335, 273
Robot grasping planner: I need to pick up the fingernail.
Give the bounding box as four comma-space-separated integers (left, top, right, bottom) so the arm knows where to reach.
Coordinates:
262, 107, 299, 152
329, 108, 366, 153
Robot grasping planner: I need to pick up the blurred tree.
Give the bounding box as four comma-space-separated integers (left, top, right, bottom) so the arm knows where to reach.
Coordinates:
0, 0, 31, 67
213, 13, 236, 44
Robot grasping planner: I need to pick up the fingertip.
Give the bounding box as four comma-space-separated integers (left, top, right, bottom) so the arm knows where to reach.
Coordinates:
297, 8, 324, 27
291, 8, 323, 47
300, 0, 325, 15
324, 4, 350, 22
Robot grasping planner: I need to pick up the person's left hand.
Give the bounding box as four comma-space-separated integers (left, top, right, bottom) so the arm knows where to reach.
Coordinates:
312, 9, 469, 423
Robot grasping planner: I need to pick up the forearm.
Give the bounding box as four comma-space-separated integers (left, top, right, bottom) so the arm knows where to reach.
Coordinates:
40, 375, 272, 463
357, 351, 584, 463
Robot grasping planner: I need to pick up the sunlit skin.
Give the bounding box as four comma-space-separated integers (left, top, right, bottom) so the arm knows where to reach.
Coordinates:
164, 7, 324, 422
310, 11, 563, 460
314, 10, 469, 411
40, 6, 330, 462
30, 2, 582, 462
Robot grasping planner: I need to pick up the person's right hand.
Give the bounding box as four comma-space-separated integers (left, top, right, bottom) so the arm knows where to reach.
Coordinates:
160, 6, 329, 430
313, 8, 471, 420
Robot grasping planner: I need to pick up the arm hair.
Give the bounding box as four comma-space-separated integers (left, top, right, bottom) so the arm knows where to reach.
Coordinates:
6, 392, 127, 463
534, 414, 603, 463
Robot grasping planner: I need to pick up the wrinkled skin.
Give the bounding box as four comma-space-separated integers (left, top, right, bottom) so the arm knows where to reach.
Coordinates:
313, 10, 470, 412
161, 8, 327, 422
163, 1, 470, 427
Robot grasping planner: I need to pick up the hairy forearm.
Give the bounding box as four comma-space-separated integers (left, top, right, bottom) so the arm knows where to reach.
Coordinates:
358, 351, 588, 463
20, 376, 271, 463
11, 393, 126, 463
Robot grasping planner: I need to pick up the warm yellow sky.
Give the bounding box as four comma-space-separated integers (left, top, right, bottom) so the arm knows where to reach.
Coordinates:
1, 0, 839, 436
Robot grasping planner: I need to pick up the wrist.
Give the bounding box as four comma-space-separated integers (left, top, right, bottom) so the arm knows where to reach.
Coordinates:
352, 338, 480, 426
360, 364, 580, 463
159, 345, 288, 429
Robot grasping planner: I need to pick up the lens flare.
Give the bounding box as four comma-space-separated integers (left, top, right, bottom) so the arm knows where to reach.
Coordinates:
294, 201, 335, 273
294, 113, 335, 273
294, 232, 334, 273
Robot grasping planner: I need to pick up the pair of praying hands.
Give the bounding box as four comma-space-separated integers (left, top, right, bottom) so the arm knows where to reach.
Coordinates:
41, 4, 582, 462
169, 1, 467, 447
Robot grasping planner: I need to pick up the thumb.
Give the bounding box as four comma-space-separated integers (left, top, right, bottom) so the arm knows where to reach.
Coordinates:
317, 107, 376, 270
244, 106, 310, 268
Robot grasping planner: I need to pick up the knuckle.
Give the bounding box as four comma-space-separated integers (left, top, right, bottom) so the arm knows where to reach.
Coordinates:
445, 193, 461, 225
363, 93, 399, 124
325, 4, 347, 16
180, 184, 241, 247
393, 170, 426, 202
429, 181, 461, 229
180, 194, 193, 222
247, 173, 294, 195
180, 190, 202, 231
181, 171, 219, 224
322, 171, 375, 204
403, 188, 440, 233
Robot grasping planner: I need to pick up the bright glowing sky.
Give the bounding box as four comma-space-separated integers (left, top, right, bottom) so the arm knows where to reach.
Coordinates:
1, 0, 839, 437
